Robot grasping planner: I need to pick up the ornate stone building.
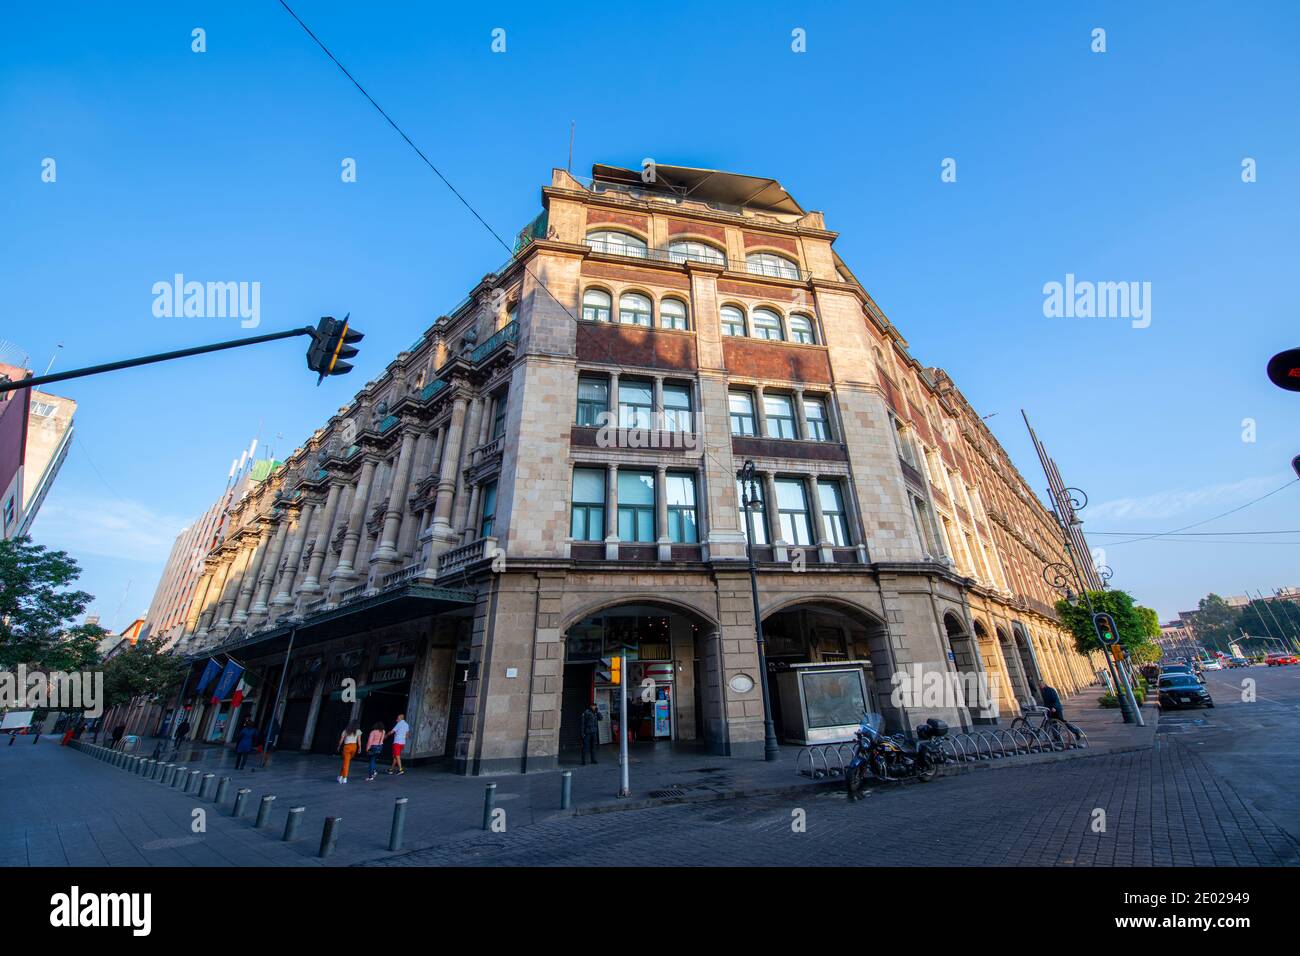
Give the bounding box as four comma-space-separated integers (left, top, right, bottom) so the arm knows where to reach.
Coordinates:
171, 163, 1100, 772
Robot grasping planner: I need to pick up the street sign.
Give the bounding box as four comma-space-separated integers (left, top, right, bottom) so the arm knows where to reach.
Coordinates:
1266, 348, 1300, 392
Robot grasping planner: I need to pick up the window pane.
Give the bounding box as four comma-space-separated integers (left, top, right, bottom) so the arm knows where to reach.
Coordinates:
775, 478, 807, 512
619, 293, 652, 326
721, 306, 745, 336
618, 470, 655, 506
764, 394, 797, 439
752, 309, 784, 341
582, 289, 611, 322
666, 473, 695, 506
660, 298, 687, 329
804, 397, 829, 441
572, 468, 606, 503
668, 241, 724, 265
663, 384, 692, 432
587, 231, 646, 255
736, 479, 768, 545
789, 315, 815, 344
578, 377, 608, 403
729, 391, 756, 436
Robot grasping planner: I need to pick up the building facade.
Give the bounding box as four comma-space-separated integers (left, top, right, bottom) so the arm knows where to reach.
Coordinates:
170, 163, 1100, 771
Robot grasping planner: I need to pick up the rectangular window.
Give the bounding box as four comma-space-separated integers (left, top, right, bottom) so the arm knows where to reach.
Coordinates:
736, 478, 768, 545
662, 382, 693, 432
571, 468, 606, 541
491, 390, 508, 440
895, 420, 919, 468
576, 376, 608, 427
31, 401, 56, 417
666, 473, 698, 543
618, 379, 654, 430
479, 480, 498, 538
617, 470, 655, 542
764, 394, 798, 440
728, 391, 757, 436
775, 478, 813, 546
804, 397, 830, 441
912, 496, 940, 556
817, 480, 851, 546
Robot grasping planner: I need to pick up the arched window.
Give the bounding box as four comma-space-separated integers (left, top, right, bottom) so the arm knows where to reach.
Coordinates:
660, 298, 688, 330
745, 251, 799, 279
619, 292, 652, 327
720, 305, 746, 337
582, 288, 612, 322
788, 314, 815, 344
751, 308, 784, 341
668, 240, 725, 266
586, 230, 647, 258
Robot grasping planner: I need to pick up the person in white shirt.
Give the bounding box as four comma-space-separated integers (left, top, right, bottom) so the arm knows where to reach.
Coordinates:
385, 713, 410, 775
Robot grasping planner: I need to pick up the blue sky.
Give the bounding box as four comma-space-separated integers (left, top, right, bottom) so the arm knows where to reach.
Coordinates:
2, 1, 1297, 626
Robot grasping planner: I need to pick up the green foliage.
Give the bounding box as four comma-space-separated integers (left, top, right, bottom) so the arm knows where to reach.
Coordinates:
1134, 605, 1161, 640
1236, 598, 1300, 646
0, 536, 103, 671
1055, 588, 1156, 656
102, 638, 186, 709
1193, 593, 1239, 652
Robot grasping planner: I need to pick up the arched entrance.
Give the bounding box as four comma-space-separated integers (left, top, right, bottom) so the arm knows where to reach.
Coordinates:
997, 625, 1032, 709
761, 600, 889, 741
560, 602, 712, 763
943, 613, 991, 725
1012, 623, 1044, 700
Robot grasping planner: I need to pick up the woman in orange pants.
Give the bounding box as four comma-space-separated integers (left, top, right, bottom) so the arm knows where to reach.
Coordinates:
337, 722, 361, 783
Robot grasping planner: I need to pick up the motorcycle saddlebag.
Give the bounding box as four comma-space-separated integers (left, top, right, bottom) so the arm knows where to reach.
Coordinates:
916, 718, 949, 739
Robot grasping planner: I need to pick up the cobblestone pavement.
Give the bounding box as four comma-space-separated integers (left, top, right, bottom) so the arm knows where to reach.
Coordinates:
367, 739, 1298, 867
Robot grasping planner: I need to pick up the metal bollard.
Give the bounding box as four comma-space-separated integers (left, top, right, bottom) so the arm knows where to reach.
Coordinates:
232, 788, 251, 818
214, 777, 231, 805
200, 773, 216, 800
162, 764, 176, 786
561, 770, 572, 810
319, 816, 341, 858
255, 795, 276, 829
482, 783, 497, 831
151, 760, 164, 781
283, 806, 304, 842
171, 767, 187, 789
389, 797, 408, 852
187, 770, 202, 794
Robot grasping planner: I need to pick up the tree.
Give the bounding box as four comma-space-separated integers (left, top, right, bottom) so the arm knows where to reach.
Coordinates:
101, 638, 186, 709
1237, 598, 1300, 646
1192, 593, 1239, 653
1055, 588, 1156, 656
1134, 605, 1161, 641
0, 535, 104, 671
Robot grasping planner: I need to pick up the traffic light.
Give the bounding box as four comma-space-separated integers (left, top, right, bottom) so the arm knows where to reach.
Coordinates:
1093, 612, 1121, 646
1267, 348, 1300, 392
610, 656, 622, 686
306, 314, 363, 385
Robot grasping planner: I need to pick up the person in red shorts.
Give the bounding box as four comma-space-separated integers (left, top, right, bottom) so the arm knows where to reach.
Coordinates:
385, 713, 410, 775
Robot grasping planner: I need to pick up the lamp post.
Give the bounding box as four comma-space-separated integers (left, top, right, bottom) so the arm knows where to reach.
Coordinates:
738, 460, 781, 761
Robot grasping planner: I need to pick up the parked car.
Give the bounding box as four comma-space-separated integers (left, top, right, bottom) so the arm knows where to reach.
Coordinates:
1201, 658, 1223, 671
1160, 663, 1205, 684
1265, 653, 1299, 666
1158, 674, 1214, 709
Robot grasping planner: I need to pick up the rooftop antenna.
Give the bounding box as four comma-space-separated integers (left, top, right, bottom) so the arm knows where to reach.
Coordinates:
43, 342, 64, 376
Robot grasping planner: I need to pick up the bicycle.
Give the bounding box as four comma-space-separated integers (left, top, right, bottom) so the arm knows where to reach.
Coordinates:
1009, 706, 1075, 751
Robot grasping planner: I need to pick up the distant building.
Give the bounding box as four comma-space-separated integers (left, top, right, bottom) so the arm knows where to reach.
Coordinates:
19, 389, 76, 537
0, 360, 30, 540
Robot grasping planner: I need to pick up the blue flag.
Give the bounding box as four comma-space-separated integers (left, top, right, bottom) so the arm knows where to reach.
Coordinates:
212, 660, 245, 702
195, 659, 222, 696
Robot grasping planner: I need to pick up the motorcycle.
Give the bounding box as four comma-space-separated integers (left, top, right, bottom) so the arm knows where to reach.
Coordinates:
846, 712, 948, 799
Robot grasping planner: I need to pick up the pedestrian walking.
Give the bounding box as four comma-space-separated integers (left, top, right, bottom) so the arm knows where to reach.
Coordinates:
111, 724, 126, 750
385, 713, 409, 775
364, 722, 385, 781
174, 717, 191, 744
338, 722, 362, 783
1038, 681, 1085, 738
234, 719, 257, 770
579, 702, 601, 765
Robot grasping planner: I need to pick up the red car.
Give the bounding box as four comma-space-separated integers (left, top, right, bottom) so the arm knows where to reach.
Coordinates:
1265, 653, 1298, 666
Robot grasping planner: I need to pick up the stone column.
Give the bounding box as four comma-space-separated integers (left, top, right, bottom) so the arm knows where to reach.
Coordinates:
300, 483, 343, 593
394, 432, 431, 563
195, 559, 232, 640
753, 385, 768, 437
272, 500, 315, 608
656, 464, 671, 561
450, 398, 485, 536
182, 569, 214, 638
763, 472, 786, 561
429, 396, 469, 541
373, 429, 417, 563
231, 534, 269, 625
215, 542, 255, 631
806, 475, 834, 562
653, 376, 665, 434
332, 459, 377, 579
250, 518, 291, 616
463, 483, 483, 544
793, 387, 809, 440
604, 463, 619, 560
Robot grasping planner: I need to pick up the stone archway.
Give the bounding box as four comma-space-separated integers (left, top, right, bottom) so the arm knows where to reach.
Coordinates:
997, 625, 1032, 709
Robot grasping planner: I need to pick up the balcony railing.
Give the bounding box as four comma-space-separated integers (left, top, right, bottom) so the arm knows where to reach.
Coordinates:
585, 239, 806, 281
338, 582, 367, 604
383, 563, 424, 589
437, 537, 490, 575
470, 436, 503, 466
469, 320, 518, 364
378, 414, 399, 433
421, 378, 447, 402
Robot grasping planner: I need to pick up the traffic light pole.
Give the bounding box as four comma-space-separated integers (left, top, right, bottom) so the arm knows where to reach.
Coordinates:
618, 660, 630, 798
0, 327, 317, 394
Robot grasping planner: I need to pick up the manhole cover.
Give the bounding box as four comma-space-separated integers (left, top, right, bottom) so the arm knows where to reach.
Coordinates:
648, 788, 688, 798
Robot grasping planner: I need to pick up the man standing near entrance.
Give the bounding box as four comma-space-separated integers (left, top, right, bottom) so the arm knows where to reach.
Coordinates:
580, 702, 601, 765
385, 713, 410, 775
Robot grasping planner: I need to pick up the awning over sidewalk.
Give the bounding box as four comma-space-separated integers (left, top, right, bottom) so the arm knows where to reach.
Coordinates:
183, 582, 476, 665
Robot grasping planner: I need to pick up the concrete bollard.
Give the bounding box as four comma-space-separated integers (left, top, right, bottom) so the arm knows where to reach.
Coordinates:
561, 770, 572, 810
482, 783, 497, 831
162, 764, 176, 786
152, 760, 164, 781
187, 770, 202, 794
171, 766, 187, 789
255, 795, 276, 829
318, 816, 341, 858
200, 773, 216, 800
214, 777, 231, 805
389, 797, 408, 852
232, 788, 252, 818
283, 806, 304, 842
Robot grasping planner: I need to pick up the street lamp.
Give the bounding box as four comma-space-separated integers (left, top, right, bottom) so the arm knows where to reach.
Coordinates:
738, 460, 781, 761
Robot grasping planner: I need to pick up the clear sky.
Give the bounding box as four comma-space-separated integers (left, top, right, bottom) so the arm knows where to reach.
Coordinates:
3, 1, 1298, 627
